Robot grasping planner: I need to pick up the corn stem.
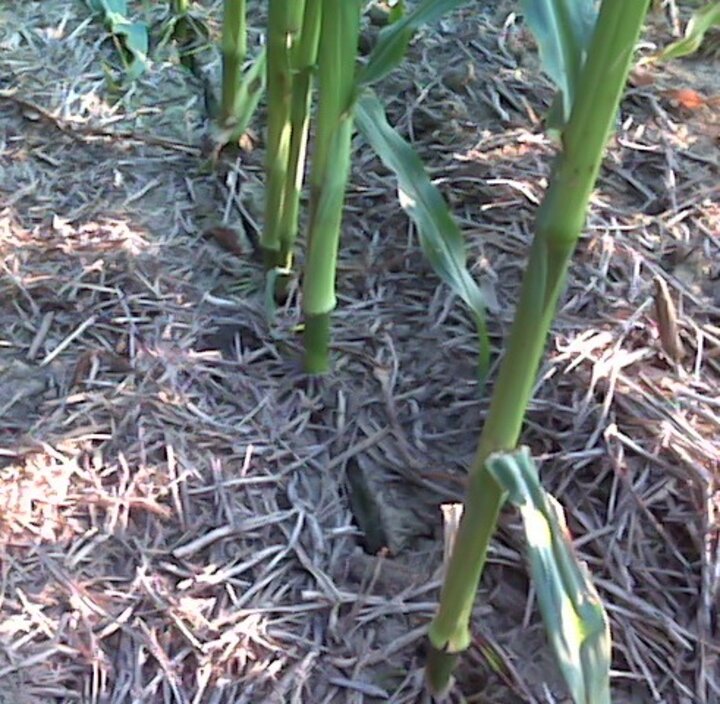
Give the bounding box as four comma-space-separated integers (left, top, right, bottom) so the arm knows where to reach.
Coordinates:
302, 0, 361, 373
220, 0, 247, 126
275, 0, 322, 285
425, 0, 649, 693
262, 0, 307, 269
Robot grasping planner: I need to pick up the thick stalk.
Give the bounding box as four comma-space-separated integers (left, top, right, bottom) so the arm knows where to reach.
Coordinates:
276, 0, 322, 280
220, 0, 247, 126
302, 0, 361, 373
425, 0, 649, 693
261, 0, 307, 269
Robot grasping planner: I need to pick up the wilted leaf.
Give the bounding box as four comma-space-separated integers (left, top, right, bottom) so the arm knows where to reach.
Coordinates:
486, 447, 611, 704
355, 90, 489, 378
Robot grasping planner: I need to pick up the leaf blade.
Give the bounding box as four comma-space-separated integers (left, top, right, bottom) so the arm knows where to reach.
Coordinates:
658, 2, 720, 60
355, 90, 489, 377
520, 0, 598, 126
486, 448, 611, 704
359, 0, 469, 85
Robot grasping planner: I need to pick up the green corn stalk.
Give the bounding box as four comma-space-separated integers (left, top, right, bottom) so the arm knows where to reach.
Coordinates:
302, 0, 362, 373
486, 448, 611, 704
220, 0, 247, 126
425, 0, 649, 694
275, 0, 323, 287
262, 0, 308, 270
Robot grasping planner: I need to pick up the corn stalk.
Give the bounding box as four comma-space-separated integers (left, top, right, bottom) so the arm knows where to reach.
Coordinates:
425, 0, 649, 695
262, 0, 308, 270
301, 0, 362, 373
276, 0, 322, 286
220, 0, 246, 126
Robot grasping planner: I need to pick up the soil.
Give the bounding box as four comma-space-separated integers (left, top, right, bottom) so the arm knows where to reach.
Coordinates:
0, 1, 718, 702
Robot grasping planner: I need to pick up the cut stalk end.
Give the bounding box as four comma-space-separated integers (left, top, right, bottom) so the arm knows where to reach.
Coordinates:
303, 313, 331, 374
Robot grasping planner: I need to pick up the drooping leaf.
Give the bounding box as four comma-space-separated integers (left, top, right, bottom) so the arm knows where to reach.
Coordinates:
486, 448, 611, 704
355, 90, 489, 378
87, 0, 149, 80
657, 2, 720, 60
359, 0, 469, 86
520, 0, 599, 128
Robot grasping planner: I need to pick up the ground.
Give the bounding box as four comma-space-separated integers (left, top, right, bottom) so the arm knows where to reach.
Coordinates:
0, 1, 718, 702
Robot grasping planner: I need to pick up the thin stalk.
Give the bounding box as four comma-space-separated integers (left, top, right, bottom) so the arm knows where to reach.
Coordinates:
172, 0, 190, 14
425, 0, 649, 694
276, 0, 322, 283
302, 0, 361, 373
220, 0, 247, 126
261, 0, 307, 269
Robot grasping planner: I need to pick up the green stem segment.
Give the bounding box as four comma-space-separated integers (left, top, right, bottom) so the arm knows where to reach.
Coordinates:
262, 0, 307, 269
220, 0, 247, 126
277, 0, 322, 279
425, 0, 649, 693
302, 0, 361, 373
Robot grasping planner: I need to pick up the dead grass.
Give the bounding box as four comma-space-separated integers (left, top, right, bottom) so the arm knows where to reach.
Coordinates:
0, 1, 718, 702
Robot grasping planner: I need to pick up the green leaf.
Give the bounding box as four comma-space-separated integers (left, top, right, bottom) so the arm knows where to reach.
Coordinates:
86, 0, 149, 80
355, 90, 489, 378
486, 448, 611, 704
520, 0, 599, 127
360, 0, 469, 85
658, 2, 720, 60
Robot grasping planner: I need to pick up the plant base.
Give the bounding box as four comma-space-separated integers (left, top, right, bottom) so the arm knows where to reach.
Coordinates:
303, 313, 330, 374
425, 645, 457, 696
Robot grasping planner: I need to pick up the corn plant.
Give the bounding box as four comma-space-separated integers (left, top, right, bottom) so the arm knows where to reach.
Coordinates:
424, 1, 649, 697
261, 0, 321, 285
301, 0, 363, 372
259, 0, 485, 373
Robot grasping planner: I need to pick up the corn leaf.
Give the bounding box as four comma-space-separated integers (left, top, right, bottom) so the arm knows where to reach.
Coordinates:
360, 0, 469, 85
355, 90, 489, 378
87, 0, 149, 80
658, 2, 720, 59
520, 0, 598, 128
486, 447, 611, 704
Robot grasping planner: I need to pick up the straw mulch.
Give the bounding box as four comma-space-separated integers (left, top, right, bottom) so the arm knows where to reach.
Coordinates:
1, 1, 718, 702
